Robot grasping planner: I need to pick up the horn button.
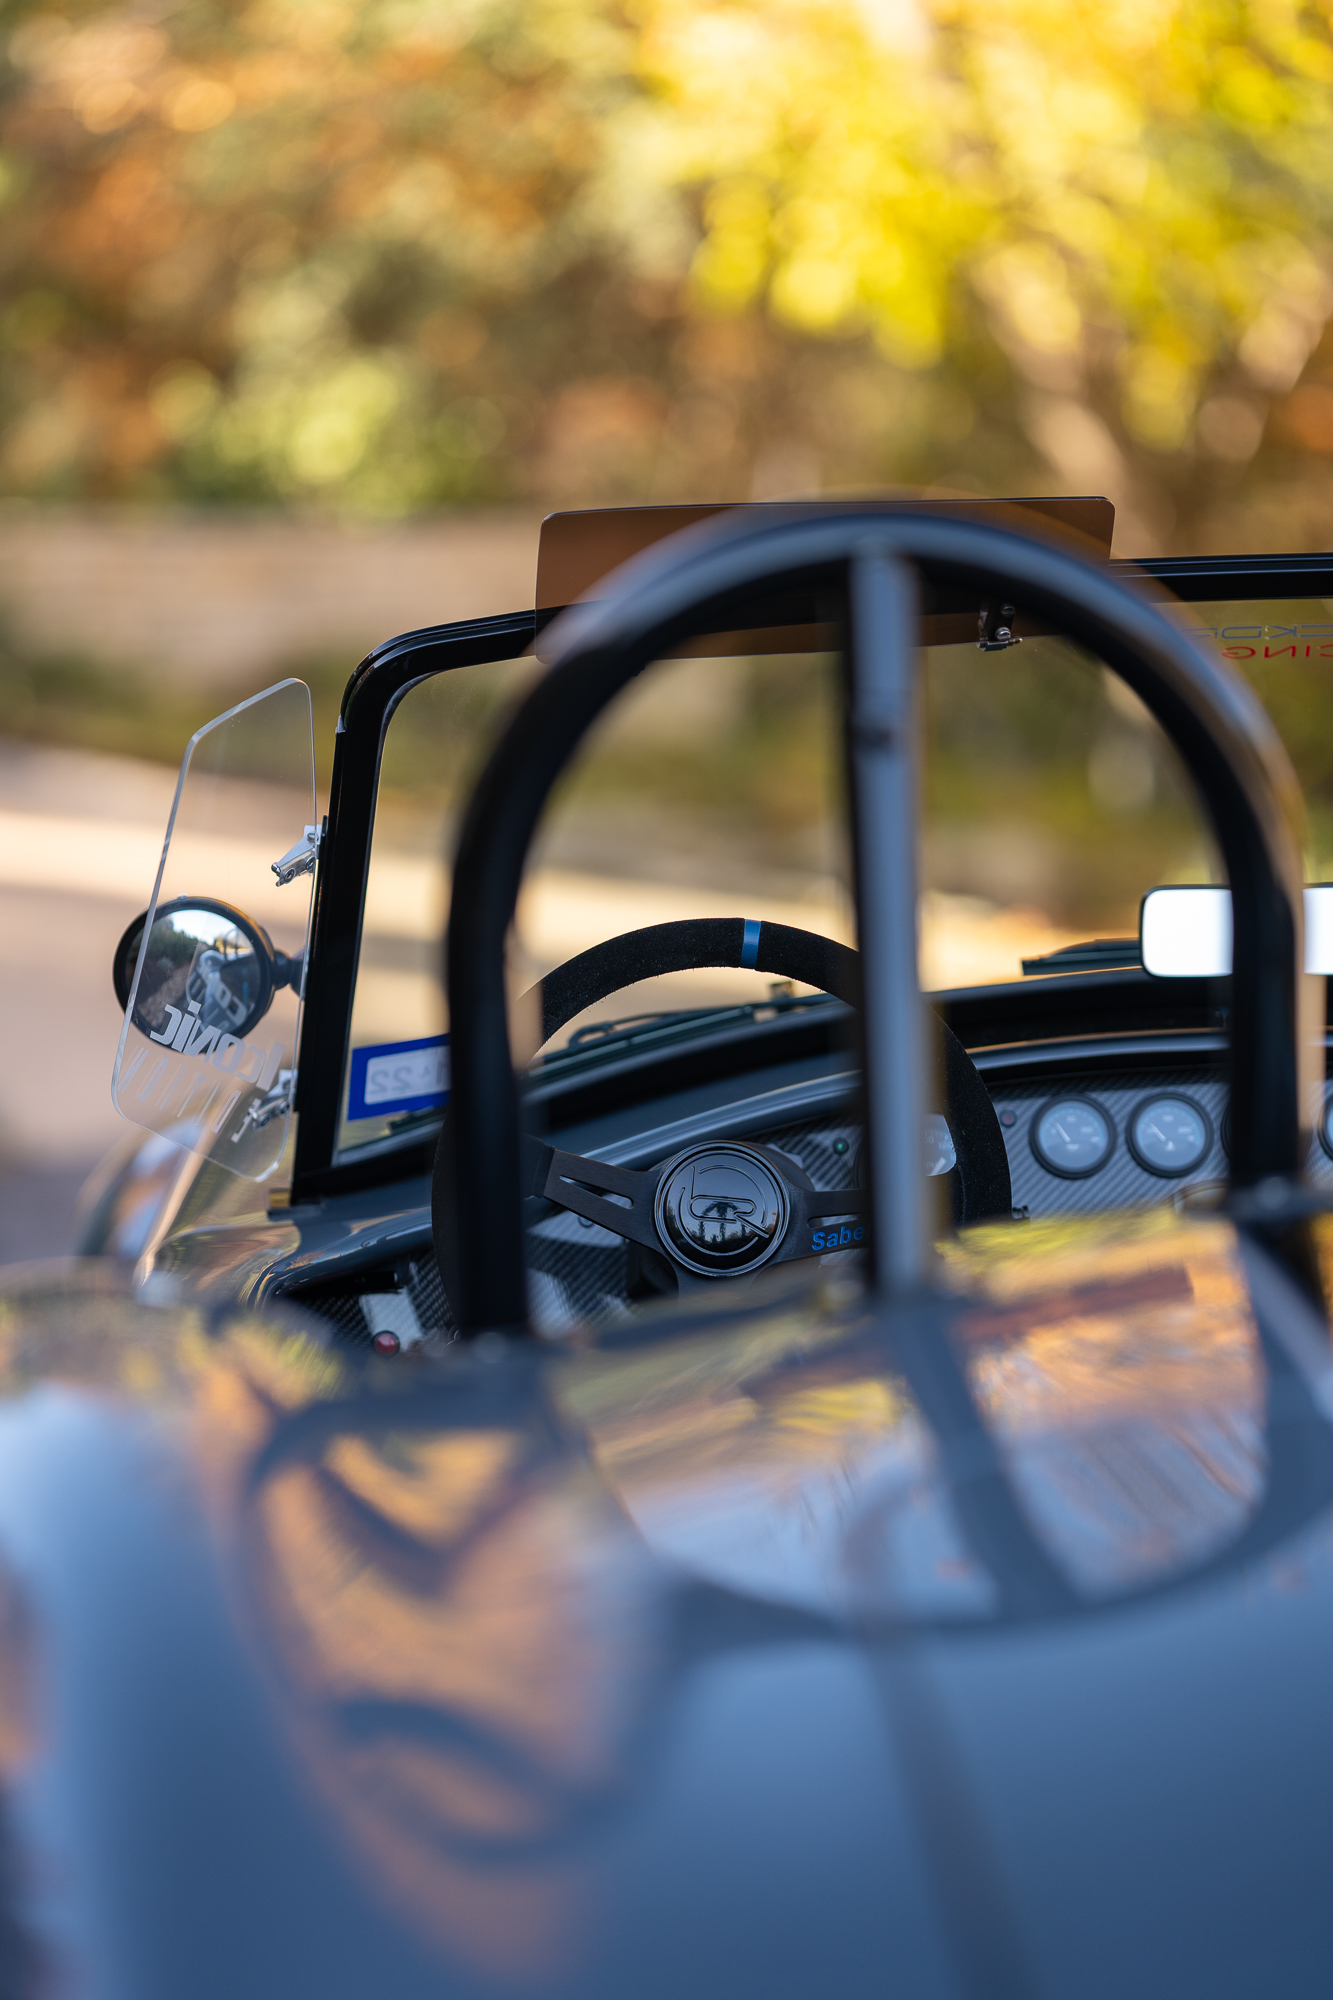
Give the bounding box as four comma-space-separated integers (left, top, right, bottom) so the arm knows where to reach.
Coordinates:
653, 1143, 792, 1278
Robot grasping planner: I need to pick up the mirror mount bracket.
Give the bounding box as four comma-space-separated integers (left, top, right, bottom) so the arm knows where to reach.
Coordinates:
977, 602, 1021, 651
273, 823, 323, 887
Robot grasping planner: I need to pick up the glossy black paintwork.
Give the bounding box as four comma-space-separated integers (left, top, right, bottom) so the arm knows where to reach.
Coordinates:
292, 610, 536, 1203
5, 1227, 1333, 1998
58, 525, 1333, 1994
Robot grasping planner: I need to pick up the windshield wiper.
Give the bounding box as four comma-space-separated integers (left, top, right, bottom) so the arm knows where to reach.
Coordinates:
565, 1007, 716, 1049
1021, 938, 1141, 975
538, 991, 842, 1068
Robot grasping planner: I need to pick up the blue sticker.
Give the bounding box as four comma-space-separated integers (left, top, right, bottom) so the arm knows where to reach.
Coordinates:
348, 1035, 450, 1122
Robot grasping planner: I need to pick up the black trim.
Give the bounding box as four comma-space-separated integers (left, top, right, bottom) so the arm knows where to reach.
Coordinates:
937, 966, 1228, 1046
291, 610, 536, 1202
973, 1031, 1229, 1080
1131, 553, 1333, 600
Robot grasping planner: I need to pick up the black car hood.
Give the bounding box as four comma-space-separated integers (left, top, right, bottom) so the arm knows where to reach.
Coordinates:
1, 1220, 1332, 1999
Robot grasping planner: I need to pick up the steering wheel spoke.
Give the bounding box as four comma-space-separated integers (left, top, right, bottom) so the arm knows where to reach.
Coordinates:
528, 1126, 877, 1284
438, 915, 1011, 1313
777, 1186, 871, 1264
526, 1139, 662, 1252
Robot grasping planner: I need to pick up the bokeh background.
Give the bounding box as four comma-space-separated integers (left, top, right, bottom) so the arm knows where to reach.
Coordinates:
5, 0, 1333, 1257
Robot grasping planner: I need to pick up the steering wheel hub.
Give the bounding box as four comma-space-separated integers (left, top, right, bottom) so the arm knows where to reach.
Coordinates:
653, 1143, 792, 1278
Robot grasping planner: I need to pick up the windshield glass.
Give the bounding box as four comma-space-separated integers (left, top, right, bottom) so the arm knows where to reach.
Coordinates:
342, 654, 541, 1124
112, 677, 317, 1181
1196, 601, 1333, 863
336, 591, 1330, 1162
338, 644, 852, 1157
920, 626, 1211, 982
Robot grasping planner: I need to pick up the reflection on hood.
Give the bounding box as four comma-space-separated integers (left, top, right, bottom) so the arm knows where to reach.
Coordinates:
240, 1387, 663, 1980
556, 1209, 1262, 1617
0, 1216, 1321, 1998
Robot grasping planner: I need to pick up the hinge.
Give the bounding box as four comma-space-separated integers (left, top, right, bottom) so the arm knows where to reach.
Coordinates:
272, 822, 322, 887
978, 603, 1022, 651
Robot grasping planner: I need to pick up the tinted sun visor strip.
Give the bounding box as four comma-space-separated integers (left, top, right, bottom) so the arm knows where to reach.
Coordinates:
534, 496, 1114, 661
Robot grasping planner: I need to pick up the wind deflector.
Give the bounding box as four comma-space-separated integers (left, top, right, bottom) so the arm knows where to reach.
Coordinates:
110, 679, 317, 1182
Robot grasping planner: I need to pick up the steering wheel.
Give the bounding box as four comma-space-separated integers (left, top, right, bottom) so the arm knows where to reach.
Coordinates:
433, 914, 1011, 1294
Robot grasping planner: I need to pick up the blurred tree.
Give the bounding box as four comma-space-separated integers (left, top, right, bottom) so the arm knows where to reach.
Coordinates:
0, 0, 662, 512
1, 0, 1332, 550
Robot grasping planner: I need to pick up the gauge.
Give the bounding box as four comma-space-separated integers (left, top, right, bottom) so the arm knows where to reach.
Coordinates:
1127, 1094, 1212, 1178
1030, 1096, 1115, 1178
852, 1115, 956, 1186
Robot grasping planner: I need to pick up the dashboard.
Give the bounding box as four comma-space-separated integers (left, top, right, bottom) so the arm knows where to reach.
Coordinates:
278, 1007, 1333, 1352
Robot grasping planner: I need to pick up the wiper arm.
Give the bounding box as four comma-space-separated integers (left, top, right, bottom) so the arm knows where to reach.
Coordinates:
1021, 938, 1141, 975
566, 1006, 732, 1049
540, 992, 841, 1066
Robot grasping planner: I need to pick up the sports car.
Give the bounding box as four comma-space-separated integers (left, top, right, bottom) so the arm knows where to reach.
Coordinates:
83, 495, 1333, 1325
2, 498, 1332, 1993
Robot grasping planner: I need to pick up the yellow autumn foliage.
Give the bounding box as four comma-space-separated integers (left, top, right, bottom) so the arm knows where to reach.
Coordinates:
0, 0, 1331, 545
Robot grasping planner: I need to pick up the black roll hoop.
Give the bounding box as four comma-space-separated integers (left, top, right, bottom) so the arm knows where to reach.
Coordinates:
442, 506, 1317, 1335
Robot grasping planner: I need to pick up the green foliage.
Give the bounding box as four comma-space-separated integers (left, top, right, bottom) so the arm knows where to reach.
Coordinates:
2, 0, 1333, 546
0, 615, 350, 773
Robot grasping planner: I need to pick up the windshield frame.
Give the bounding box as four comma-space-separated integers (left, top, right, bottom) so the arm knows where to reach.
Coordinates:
291, 609, 536, 1201
288, 551, 1333, 1207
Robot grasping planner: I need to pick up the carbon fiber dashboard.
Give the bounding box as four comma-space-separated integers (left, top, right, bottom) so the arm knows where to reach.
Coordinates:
282, 1040, 1333, 1348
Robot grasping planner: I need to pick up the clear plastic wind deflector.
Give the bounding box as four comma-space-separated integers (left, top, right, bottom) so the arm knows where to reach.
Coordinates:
111, 679, 317, 1181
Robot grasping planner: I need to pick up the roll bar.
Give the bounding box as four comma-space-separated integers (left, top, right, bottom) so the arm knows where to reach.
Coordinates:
442, 507, 1317, 1334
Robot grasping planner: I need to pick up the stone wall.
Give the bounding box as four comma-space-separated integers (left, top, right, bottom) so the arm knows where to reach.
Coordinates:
0, 504, 543, 688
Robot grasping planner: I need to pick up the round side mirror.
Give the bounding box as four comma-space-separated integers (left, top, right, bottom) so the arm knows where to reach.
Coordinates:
113, 897, 301, 1046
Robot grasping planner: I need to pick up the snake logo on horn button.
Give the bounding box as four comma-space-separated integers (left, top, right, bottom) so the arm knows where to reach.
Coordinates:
653, 1143, 791, 1277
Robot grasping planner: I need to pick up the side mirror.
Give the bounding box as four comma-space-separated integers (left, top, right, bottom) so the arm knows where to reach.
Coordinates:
113, 897, 302, 1049
1140, 884, 1333, 977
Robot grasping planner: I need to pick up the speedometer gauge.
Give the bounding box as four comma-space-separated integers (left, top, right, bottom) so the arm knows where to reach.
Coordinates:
1127, 1094, 1212, 1177
1030, 1096, 1114, 1178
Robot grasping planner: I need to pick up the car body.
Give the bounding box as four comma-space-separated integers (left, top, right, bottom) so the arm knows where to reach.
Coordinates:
6, 497, 1327, 1993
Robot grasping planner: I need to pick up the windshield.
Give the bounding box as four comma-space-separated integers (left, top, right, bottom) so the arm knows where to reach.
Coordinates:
335, 592, 1330, 1162
339, 644, 851, 1156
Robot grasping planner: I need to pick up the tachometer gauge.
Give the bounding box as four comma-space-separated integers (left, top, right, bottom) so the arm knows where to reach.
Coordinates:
1030, 1096, 1114, 1178
1127, 1094, 1212, 1177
